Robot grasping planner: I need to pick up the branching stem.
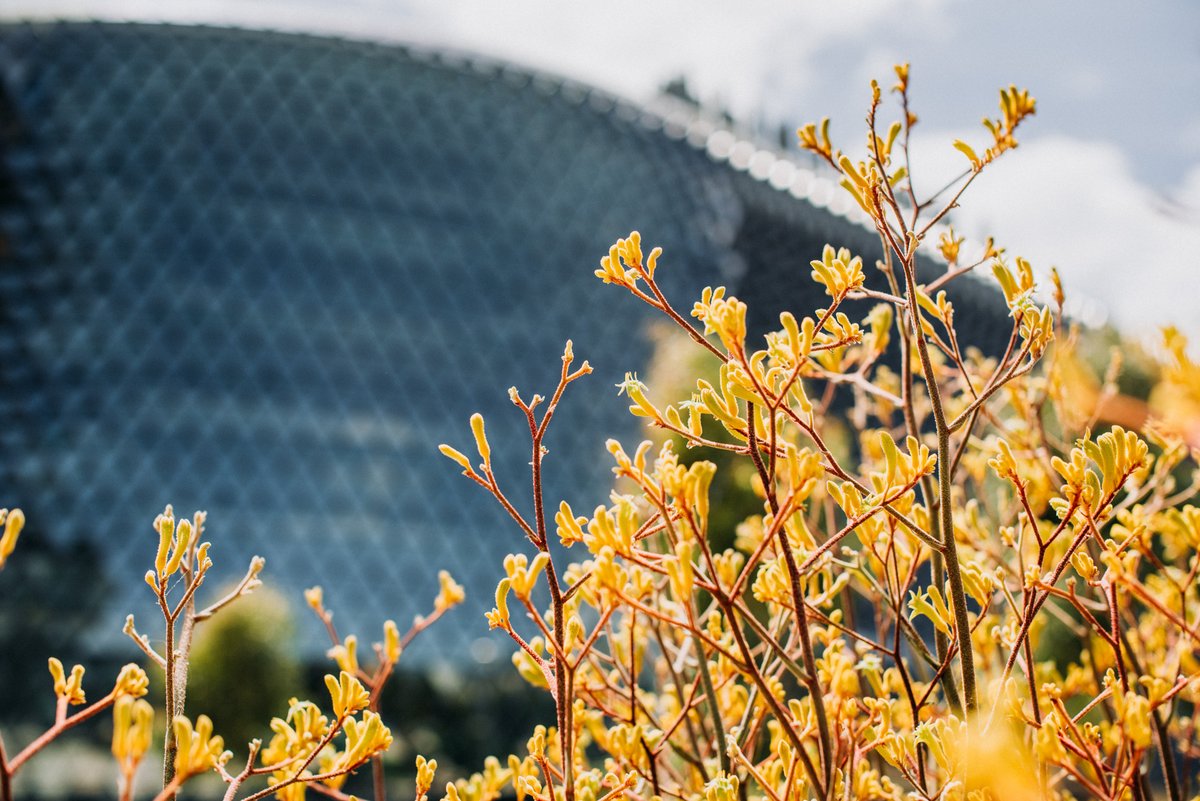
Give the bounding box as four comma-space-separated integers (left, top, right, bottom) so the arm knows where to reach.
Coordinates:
896, 250, 978, 713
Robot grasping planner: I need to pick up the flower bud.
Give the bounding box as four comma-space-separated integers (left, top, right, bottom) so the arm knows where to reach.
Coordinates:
0, 508, 25, 566
470, 413, 490, 465
383, 619, 402, 663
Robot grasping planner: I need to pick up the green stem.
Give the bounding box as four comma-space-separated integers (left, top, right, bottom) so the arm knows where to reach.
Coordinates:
894, 270, 962, 714
900, 259, 977, 713
693, 629, 730, 778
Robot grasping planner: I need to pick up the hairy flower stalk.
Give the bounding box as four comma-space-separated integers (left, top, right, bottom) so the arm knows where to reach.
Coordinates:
445, 342, 592, 801
900, 258, 978, 713
747, 402, 834, 795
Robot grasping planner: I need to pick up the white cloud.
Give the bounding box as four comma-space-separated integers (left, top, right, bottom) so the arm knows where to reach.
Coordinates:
909, 133, 1200, 341
4, 0, 935, 112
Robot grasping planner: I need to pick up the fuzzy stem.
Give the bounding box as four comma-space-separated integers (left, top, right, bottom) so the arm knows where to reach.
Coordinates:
528, 412, 574, 801
722, 598, 825, 799
1116, 629, 1182, 801
776, 532, 834, 795
747, 402, 834, 795
887, 247, 962, 714
898, 253, 977, 713
0, 731, 11, 801
693, 626, 730, 778
162, 590, 177, 793
544, 557, 574, 801
151, 775, 186, 801
373, 756, 386, 801
219, 741, 261, 801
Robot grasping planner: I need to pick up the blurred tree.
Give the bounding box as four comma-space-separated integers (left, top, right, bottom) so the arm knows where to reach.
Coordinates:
181, 586, 300, 751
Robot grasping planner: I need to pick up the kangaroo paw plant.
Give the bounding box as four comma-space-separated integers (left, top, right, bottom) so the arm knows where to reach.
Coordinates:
0, 500, 462, 801
439, 66, 1200, 801
2, 64, 1199, 801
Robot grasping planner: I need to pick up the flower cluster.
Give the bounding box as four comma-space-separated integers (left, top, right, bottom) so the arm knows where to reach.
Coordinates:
440, 67, 1200, 801
2, 62, 1196, 801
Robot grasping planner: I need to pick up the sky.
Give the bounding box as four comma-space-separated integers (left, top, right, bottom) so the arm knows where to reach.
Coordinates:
7, 0, 1200, 343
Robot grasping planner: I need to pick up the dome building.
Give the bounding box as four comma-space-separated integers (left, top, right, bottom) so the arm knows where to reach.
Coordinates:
0, 22, 1007, 669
